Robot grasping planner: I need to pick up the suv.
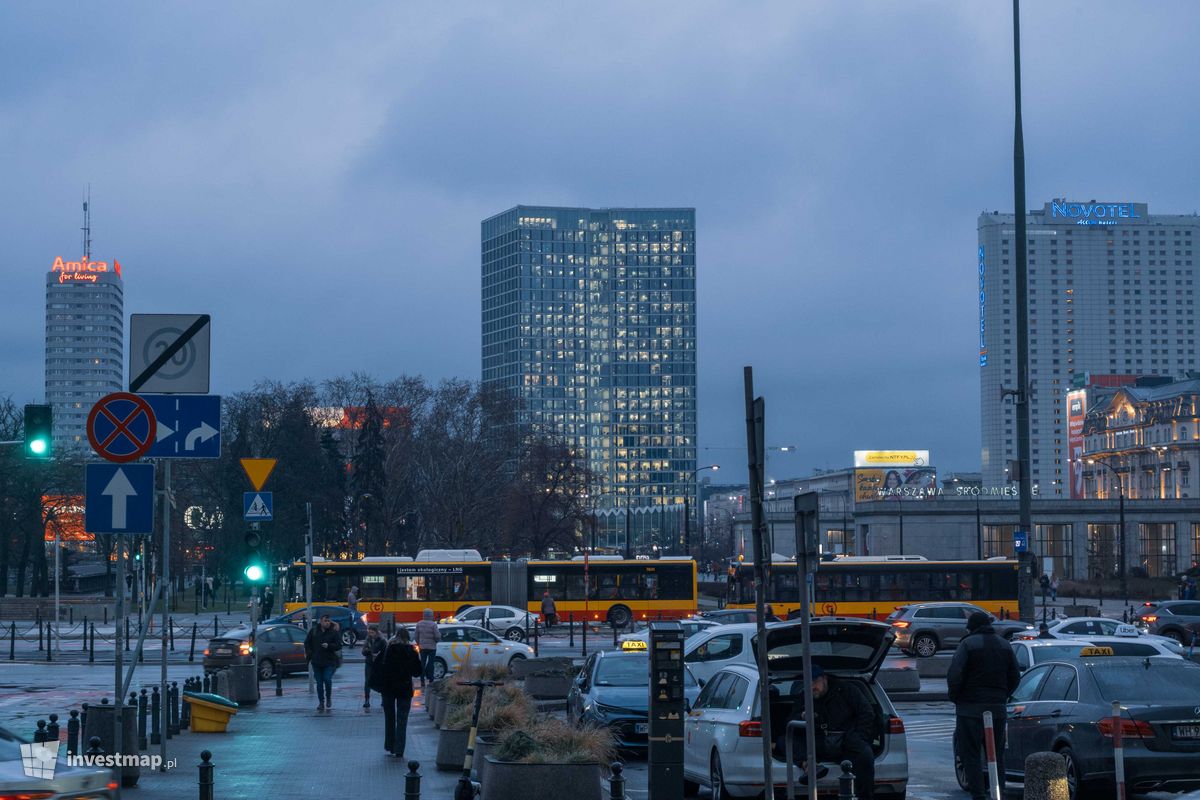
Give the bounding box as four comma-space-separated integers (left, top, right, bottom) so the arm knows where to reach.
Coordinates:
1137, 600, 1200, 644
888, 602, 1033, 657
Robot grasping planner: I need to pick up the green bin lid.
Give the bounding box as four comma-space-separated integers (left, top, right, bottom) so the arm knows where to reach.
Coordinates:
183, 691, 239, 710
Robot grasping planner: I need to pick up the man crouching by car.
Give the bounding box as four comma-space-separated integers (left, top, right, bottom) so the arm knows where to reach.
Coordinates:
775, 664, 876, 800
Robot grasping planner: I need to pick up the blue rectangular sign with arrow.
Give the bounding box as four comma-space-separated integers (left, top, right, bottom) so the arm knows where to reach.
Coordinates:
143, 394, 221, 459
244, 491, 273, 521
86, 463, 155, 534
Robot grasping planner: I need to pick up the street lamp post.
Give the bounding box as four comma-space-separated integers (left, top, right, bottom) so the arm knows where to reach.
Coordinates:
684, 464, 720, 555
1089, 459, 1127, 600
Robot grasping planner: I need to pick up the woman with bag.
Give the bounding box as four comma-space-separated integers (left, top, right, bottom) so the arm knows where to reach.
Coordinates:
304, 614, 343, 711
370, 627, 422, 758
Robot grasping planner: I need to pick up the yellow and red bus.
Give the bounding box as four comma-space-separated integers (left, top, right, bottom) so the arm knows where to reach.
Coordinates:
726, 556, 1020, 620
283, 551, 697, 627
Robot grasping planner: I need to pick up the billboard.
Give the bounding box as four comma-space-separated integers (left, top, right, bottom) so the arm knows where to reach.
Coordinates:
854, 467, 938, 502
853, 450, 929, 468
1067, 389, 1087, 499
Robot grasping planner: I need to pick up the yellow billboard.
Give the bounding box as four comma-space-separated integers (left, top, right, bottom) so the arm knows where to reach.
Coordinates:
854, 450, 929, 468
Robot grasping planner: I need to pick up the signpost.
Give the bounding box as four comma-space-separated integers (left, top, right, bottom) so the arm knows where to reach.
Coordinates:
86, 393, 157, 464
85, 464, 155, 534
129, 314, 211, 393
143, 395, 221, 458
794, 492, 821, 800
243, 492, 273, 522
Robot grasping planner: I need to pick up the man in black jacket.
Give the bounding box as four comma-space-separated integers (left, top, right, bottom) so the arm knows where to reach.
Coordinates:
947, 611, 1021, 800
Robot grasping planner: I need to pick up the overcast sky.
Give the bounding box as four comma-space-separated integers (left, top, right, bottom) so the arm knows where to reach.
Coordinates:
3, 2, 1199, 482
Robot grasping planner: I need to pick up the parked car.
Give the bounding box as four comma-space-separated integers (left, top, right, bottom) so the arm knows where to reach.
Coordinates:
1013, 616, 1132, 640
438, 605, 540, 641
957, 654, 1200, 799
696, 609, 758, 625
1136, 600, 1200, 644
886, 602, 1033, 657
1010, 636, 1183, 673
202, 622, 311, 679
261, 604, 368, 647
681, 619, 908, 799
567, 650, 702, 750
0, 724, 116, 799
619, 619, 720, 651
429, 624, 535, 680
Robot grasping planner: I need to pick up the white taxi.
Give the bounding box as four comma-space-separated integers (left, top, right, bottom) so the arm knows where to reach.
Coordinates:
619, 618, 721, 652
430, 623, 534, 680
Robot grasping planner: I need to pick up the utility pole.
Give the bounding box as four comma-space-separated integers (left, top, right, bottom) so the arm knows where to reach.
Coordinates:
743, 367, 773, 795
1012, 0, 1037, 623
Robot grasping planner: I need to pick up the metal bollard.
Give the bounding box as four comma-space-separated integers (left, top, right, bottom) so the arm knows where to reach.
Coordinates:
170, 681, 181, 735
582, 615, 588, 657
89, 623, 95, 663
612, 621, 618, 647
69, 607, 74, 625
213, 614, 219, 637
533, 619, 539, 657
81, 703, 89, 735
125, 617, 131, 650
67, 709, 80, 755
569, 612, 574, 648
82, 616, 88, 652
47, 713, 60, 742
189, 622, 197, 662
139, 689, 149, 749
170, 617, 176, 651
34, 720, 47, 743
1113, 700, 1128, 800
609, 761, 626, 800
983, 710, 1001, 800
38, 619, 44, 651
86, 735, 104, 756
105, 607, 108, 625
276, 666, 283, 696
838, 759, 857, 800
198, 750, 214, 800
10, 621, 15, 660
203, 673, 211, 693
181, 684, 192, 728
150, 686, 162, 745
405, 760, 421, 800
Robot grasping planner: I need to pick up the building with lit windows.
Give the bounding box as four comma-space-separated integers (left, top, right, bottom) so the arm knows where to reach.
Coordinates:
979, 200, 1200, 497
481, 206, 697, 550
44, 256, 124, 448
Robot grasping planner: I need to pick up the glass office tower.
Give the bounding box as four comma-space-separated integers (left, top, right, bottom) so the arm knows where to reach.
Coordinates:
482, 206, 697, 551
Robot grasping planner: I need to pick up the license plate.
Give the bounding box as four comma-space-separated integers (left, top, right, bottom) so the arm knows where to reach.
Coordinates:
215, 648, 231, 656
635, 723, 648, 734
1173, 725, 1200, 740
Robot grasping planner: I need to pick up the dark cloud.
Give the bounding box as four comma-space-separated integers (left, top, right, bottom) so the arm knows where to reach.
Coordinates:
2, 2, 1198, 481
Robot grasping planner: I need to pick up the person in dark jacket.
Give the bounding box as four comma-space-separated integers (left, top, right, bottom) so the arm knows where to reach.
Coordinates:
369, 627, 422, 758
775, 665, 876, 799
304, 614, 343, 711
361, 625, 386, 709
947, 611, 1021, 800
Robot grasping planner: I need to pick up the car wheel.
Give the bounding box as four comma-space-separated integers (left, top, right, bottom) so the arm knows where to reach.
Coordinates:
508, 653, 527, 673
710, 752, 733, 800
608, 605, 632, 629
433, 657, 448, 681
258, 658, 276, 680
913, 633, 938, 658
341, 629, 357, 648
683, 776, 700, 797
505, 627, 526, 642
953, 745, 970, 792
1163, 628, 1186, 644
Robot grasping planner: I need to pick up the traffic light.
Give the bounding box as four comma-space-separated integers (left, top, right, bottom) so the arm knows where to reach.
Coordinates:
23, 404, 52, 459
243, 531, 265, 584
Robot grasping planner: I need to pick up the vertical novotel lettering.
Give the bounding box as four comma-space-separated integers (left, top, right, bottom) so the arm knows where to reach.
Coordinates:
978, 246, 987, 367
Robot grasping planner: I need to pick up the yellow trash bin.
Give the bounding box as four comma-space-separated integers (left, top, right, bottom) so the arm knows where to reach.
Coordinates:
184, 692, 239, 733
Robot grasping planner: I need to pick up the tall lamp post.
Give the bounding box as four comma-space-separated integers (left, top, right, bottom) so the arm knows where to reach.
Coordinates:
1088, 459, 1127, 599
683, 464, 720, 556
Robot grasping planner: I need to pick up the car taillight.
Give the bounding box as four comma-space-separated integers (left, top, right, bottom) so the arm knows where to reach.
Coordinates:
107, 782, 120, 791
1143, 616, 1158, 623
0, 792, 55, 800
739, 720, 763, 738
892, 621, 910, 629
203, 648, 210, 656
1098, 718, 1154, 739
888, 716, 905, 734
239, 643, 253, 655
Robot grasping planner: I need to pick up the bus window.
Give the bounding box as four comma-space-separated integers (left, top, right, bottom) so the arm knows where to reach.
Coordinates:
618, 572, 644, 600
463, 573, 488, 601
814, 572, 840, 602
772, 571, 800, 603
644, 573, 659, 600
658, 567, 692, 600
359, 574, 394, 600
400, 576, 426, 601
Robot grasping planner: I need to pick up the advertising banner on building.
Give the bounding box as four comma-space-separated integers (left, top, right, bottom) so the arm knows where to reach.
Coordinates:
853, 450, 930, 468
1067, 389, 1087, 499
854, 467, 938, 502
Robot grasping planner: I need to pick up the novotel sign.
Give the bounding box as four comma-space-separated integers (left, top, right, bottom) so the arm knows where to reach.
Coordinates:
50, 256, 122, 284
1050, 201, 1142, 226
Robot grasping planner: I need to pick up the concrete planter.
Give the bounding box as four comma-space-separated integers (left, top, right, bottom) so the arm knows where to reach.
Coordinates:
436, 727, 470, 771
426, 690, 442, 720
481, 758, 601, 800
511, 656, 575, 681
473, 734, 496, 783
523, 674, 573, 699
434, 696, 453, 728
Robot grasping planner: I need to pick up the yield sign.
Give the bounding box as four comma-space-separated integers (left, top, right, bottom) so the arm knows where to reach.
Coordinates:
240, 458, 277, 491
86, 393, 157, 463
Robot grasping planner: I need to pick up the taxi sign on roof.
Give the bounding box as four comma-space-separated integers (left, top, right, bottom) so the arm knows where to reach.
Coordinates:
621, 640, 648, 651
1080, 646, 1114, 657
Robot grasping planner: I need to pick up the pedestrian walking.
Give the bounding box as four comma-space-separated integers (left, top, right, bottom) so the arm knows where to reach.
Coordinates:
361, 625, 385, 709
1050, 574, 1059, 602
347, 585, 359, 616
205, 576, 214, 606
304, 614, 343, 711
947, 611, 1020, 800
369, 627, 422, 758
541, 590, 558, 629
414, 608, 440, 686
261, 586, 275, 619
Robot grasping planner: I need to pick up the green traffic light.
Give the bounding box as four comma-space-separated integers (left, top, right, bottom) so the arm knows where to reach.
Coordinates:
28, 439, 48, 456
244, 564, 264, 582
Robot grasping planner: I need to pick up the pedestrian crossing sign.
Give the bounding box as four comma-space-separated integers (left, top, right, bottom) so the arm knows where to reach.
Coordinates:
243, 491, 273, 521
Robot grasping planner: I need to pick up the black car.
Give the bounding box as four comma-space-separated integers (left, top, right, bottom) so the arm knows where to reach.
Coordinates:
261, 604, 367, 647
1137, 600, 1200, 644
958, 653, 1200, 799
202, 622, 310, 679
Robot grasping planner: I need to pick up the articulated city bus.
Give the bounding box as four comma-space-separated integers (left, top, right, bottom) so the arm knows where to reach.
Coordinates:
725, 556, 1020, 619
283, 551, 698, 626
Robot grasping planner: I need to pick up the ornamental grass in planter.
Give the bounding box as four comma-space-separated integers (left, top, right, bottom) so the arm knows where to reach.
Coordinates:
437, 684, 535, 771
522, 662, 576, 699
481, 717, 615, 800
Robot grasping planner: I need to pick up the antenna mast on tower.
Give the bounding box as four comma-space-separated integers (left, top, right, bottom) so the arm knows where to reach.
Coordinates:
81, 185, 92, 259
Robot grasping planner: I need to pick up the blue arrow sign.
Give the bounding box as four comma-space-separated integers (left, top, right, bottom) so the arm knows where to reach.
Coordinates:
244, 492, 273, 521
143, 394, 221, 459
86, 463, 155, 534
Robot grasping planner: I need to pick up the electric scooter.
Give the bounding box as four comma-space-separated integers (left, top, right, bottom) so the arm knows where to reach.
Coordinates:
454, 679, 501, 800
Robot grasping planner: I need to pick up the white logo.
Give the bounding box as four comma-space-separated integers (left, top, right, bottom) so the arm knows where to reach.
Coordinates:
20, 741, 59, 780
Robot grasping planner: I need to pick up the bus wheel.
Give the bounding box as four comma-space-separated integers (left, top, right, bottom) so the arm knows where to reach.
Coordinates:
608, 605, 632, 629
505, 627, 526, 642
432, 657, 448, 681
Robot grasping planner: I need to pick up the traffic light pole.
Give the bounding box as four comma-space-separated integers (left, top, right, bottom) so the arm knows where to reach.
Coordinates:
160, 460, 170, 771
54, 524, 60, 653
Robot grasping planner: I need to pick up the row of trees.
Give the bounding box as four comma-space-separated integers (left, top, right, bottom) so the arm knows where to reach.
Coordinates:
1, 376, 601, 595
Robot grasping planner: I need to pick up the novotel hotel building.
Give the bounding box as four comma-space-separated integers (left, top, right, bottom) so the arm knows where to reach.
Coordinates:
979, 200, 1200, 496
44, 256, 125, 448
